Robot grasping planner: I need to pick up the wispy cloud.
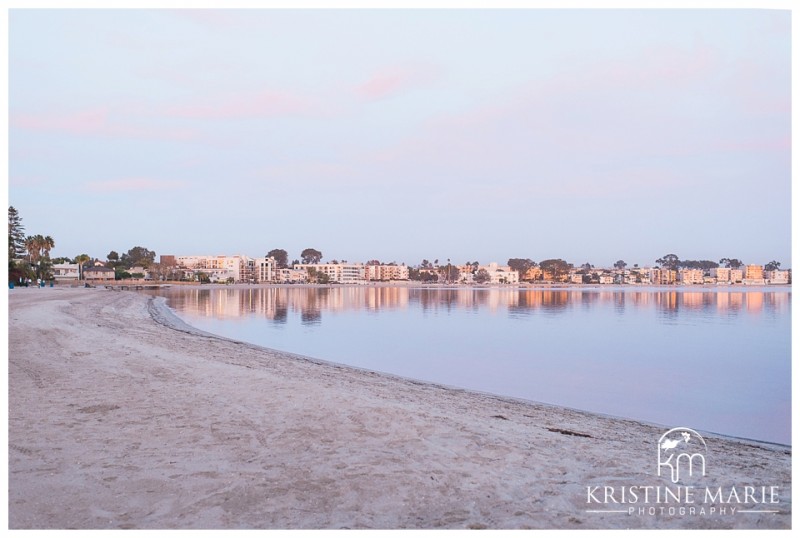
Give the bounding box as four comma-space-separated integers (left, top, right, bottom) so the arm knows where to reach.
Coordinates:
11, 106, 198, 141
12, 107, 109, 135
165, 90, 317, 119
358, 40, 789, 201
356, 64, 439, 101
83, 177, 188, 193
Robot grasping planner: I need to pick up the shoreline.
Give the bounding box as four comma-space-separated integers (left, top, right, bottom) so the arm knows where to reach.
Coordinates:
8, 288, 791, 529
150, 294, 790, 451
51, 280, 792, 292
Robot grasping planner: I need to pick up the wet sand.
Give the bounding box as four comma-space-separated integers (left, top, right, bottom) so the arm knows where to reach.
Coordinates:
7, 288, 791, 529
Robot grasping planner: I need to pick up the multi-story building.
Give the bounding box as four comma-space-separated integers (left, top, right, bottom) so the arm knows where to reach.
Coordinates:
457, 266, 475, 284
745, 264, 764, 281
765, 270, 789, 284
743, 264, 766, 286
712, 267, 731, 284
173, 255, 255, 283
365, 264, 410, 282
679, 268, 704, 285
729, 269, 743, 283
627, 268, 649, 284
52, 263, 80, 282
478, 262, 519, 284
650, 268, 677, 285
255, 256, 276, 283
293, 263, 366, 284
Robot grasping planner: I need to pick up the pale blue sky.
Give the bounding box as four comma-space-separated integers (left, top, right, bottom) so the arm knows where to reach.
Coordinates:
7, 8, 792, 268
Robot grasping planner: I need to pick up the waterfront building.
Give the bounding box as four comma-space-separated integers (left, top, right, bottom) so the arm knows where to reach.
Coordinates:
293, 263, 367, 284
478, 262, 519, 284
173, 255, 255, 283
52, 263, 80, 282
743, 264, 766, 285
83, 266, 115, 282
365, 264, 409, 282
276, 267, 308, 283
255, 256, 276, 283
745, 264, 765, 281
457, 266, 475, 284
598, 274, 614, 285
712, 267, 731, 284
648, 268, 677, 285
766, 270, 789, 284
679, 268, 705, 285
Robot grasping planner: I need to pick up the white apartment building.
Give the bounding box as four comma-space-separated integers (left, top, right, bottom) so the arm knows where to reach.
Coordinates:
255, 256, 277, 283
479, 262, 519, 284
293, 263, 366, 284
175, 255, 254, 283
52, 263, 80, 282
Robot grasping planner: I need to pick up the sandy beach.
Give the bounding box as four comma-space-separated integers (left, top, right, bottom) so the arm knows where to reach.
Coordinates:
7, 287, 791, 529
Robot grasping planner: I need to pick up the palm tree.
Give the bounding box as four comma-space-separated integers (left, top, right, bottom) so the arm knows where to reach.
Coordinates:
42, 235, 55, 258
24, 234, 51, 280
24, 235, 40, 264
74, 253, 91, 280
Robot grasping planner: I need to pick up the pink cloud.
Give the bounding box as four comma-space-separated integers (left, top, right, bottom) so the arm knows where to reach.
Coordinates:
12, 107, 109, 135
356, 65, 438, 101
11, 106, 199, 141
165, 90, 316, 119
83, 178, 188, 193
358, 40, 785, 196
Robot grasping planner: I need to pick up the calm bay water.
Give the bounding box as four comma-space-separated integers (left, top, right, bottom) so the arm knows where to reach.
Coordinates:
152, 286, 791, 445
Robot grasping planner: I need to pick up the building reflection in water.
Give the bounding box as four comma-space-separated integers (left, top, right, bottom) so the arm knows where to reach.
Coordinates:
155, 286, 790, 323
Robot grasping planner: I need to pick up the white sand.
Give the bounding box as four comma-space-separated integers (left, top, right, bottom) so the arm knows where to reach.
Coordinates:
7, 288, 791, 529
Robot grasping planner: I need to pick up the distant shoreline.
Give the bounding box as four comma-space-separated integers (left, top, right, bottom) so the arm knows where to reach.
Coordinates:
59, 280, 792, 291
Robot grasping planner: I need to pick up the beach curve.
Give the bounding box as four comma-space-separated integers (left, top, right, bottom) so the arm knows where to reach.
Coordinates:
7, 288, 791, 529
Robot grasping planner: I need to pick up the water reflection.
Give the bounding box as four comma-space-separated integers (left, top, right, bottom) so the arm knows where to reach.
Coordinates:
158, 286, 790, 322
152, 285, 791, 445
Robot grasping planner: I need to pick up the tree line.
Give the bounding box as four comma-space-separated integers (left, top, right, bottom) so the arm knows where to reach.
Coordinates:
8, 208, 787, 285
